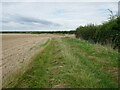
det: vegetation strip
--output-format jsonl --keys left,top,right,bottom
{"left": 14, "top": 37, "right": 119, "bottom": 88}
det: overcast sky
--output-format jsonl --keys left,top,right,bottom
{"left": 1, "top": 0, "right": 119, "bottom": 31}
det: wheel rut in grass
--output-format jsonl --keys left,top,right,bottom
{"left": 48, "top": 39, "right": 67, "bottom": 88}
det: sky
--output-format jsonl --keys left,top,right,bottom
{"left": 1, "top": 0, "right": 119, "bottom": 31}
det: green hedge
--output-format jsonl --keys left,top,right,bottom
{"left": 75, "top": 17, "right": 120, "bottom": 49}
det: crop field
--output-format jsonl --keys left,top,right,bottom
{"left": 1, "top": 34, "right": 119, "bottom": 88}
{"left": 2, "top": 34, "right": 64, "bottom": 87}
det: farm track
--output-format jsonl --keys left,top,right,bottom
{"left": 14, "top": 37, "right": 118, "bottom": 88}
{"left": 1, "top": 34, "right": 64, "bottom": 87}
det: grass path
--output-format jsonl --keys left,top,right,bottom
{"left": 14, "top": 37, "right": 119, "bottom": 88}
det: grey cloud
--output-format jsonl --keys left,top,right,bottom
{"left": 14, "top": 15, "right": 61, "bottom": 26}
{"left": 2, "top": 14, "right": 61, "bottom": 30}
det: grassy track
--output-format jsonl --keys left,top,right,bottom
{"left": 14, "top": 37, "right": 119, "bottom": 88}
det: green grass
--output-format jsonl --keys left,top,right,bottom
{"left": 30, "top": 39, "right": 50, "bottom": 50}
{"left": 14, "top": 37, "right": 119, "bottom": 88}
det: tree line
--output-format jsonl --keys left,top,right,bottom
{"left": 1, "top": 30, "right": 75, "bottom": 34}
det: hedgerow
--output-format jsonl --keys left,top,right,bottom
{"left": 75, "top": 16, "right": 120, "bottom": 50}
